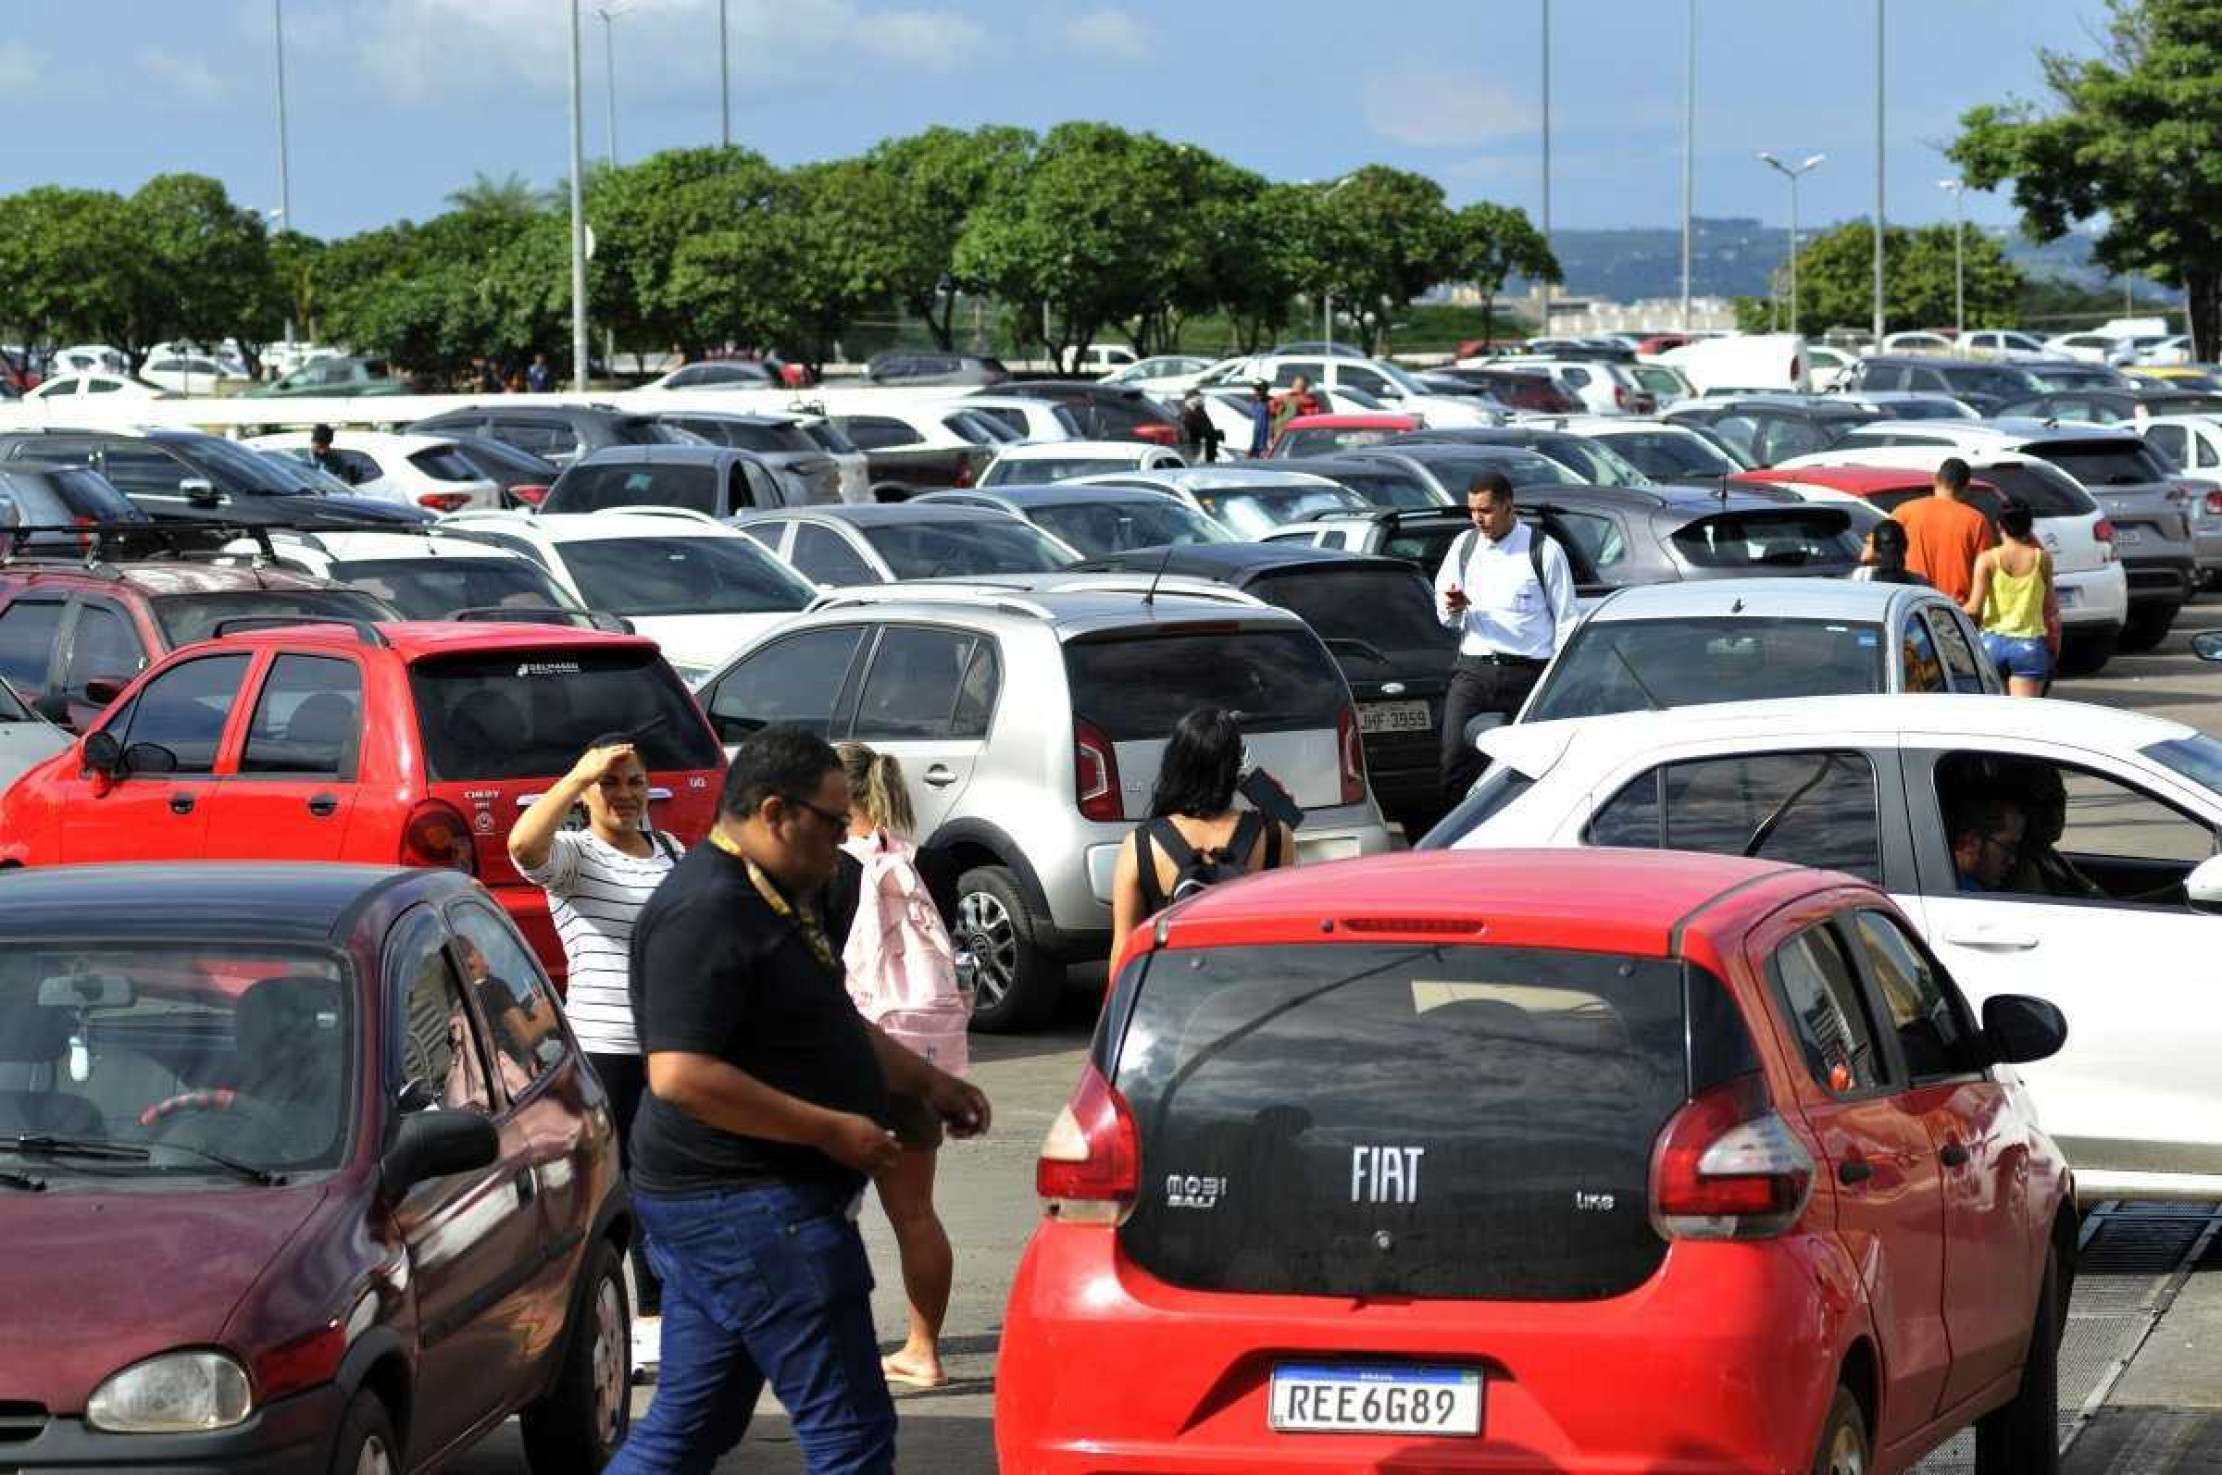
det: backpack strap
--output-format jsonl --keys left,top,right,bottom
{"left": 1527, "top": 526, "right": 1548, "bottom": 591}
{"left": 1225, "top": 810, "right": 1265, "bottom": 870}
{"left": 648, "top": 829, "right": 680, "bottom": 863}
{"left": 1134, "top": 822, "right": 1170, "bottom": 917}
{"left": 1261, "top": 817, "right": 1285, "bottom": 869}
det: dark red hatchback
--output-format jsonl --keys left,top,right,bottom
{"left": 0, "top": 863, "right": 632, "bottom": 1474}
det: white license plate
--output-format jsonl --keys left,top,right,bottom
{"left": 1269, "top": 1363, "right": 1481, "bottom": 1436}
{"left": 2057, "top": 585, "right": 2081, "bottom": 608}
{"left": 1359, "top": 700, "right": 1432, "bottom": 734}
{"left": 2115, "top": 526, "right": 2146, "bottom": 545}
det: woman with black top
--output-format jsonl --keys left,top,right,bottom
{"left": 1108, "top": 707, "right": 1296, "bottom": 977}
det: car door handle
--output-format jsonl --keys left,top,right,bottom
{"left": 168, "top": 793, "right": 195, "bottom": 816}
{"left": 1836, "top": 1159, "right": 1874, "bottom": 1186}
{"left": 306, "top": 793, "right": 338, "bottom": 817}
{"left": 923, "top": 765, "right": 957, "bottom": 788}
{"left": 1941, "top": 925, "right": 2039, "bottom": 951}
{"left": 1940, "top": 1142, "right": 1971, "bottom": 1169}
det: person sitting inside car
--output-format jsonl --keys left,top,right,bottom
{"left": 1999, "top": 762, "right": 2106, "bottom": 901}
{"left": 1949, "top": 790, "right": 2027, "bottom": 894}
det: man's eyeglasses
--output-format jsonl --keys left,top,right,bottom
{"left": 784, "top": 794, "right": 852, "bottom": 831}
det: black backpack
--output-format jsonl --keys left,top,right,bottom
{"left": 1136, "top": 812, "right": 1282, "bottom": 916}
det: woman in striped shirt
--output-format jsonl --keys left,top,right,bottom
{"left": 510, "top": 733, "right": 684, "bottom": 1363}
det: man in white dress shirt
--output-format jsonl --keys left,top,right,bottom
{"left": 1433, "top": 472, "right": 1580, "bottom": 800}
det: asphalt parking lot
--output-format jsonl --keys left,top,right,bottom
{"left": 457, "top": 600, "right": 2222, "bottom": 1475}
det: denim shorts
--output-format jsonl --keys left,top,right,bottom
{"left": 1983, "top": 632, "right": 2052, "bottom": 681}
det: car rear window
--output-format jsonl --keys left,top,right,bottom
{"left": 1526, "top": 617, "right": 1886, "bottom": 721}
{"left": 1379, "top": 524, "right": 1463, "bottom": 570}
{"left": 984, "top": 458, "right": 1129, "bottom": 487}
{"left": 546, "top": 463, "right": 718, "bottom": 514}
{"left": 407, "top": 447, "right": 483, "bottom": 483}
{"left": 1065, "top": 627, "right": 1345, "bottom": 739}
{"left": 1668, "top": 508, "right": 1862, "bottom": 570}
{"left": 1247, "top": 568, "right": 1457, "bottom": 664}
{"left": 328, "top": 558, "right": 579, "bottom": 621}
{"left": 559, "top": 536, "right": 813, "bottom": 616}
{"left": 1595, "top": 431, "right": 1740, "bottom": 480}
{"left": 1301, "top": 466, "right": 1437, "bottom": 509}
{"left": 2026, "top": 440, "right": 2175, "bottom": 489}
{"left": 858, "top": 519, "right": 1075, "bottom": 579}
{"left": 614, "top": 418, "right": 693, "bottom": 446}
{"left": 150, "top": 589, "right": 396, "bottom": 646}
{"left": 718, "top": 422, "right": 817, "bottom": 455}
{"left": 1187, "top": 484, "right": 1369, "bottom": 537}
{"left": 1112, "top": 942, "right": 1750, "bottom": 1299}
{"left": 409, "top": 646, "right": 720, "bottom": 781}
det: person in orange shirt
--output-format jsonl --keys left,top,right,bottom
{"left": 1891, "top": 457, "right": 1996, "bottom": 604}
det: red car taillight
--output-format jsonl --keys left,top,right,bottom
{"left": 1036, "top": 1062, "right": 1138, "bottom": 1223}
{"left": 72, "top": 515, "right": 95, "bottom": 552}
{"left": 1336, "top": 704, "right": 1366, "bottom": 806}
{"left": 417, "top": 491, "right": 473, "bottom": 513}
{"left": 400, "top": 799, "right": 477, "bottom": 876}
{"left": 2205, "top": 492, "right": 2222, "bottom": 517}
{"left": 1133, "top": 422, "right": 1179, "bottom": 446}
{"left": 1649, "top": 1073, "right": 1814, "bottom": 1241}
{"left": 1074, "top": 718, "right": 1121, "bottom": 822}
{"left": 1613, "top": 384, "right": 1631, "bottom": 410}
{"left": 2093, "top": 517, "right": 2117, "bottom": 564}
{"left": 510, "top": 483, "right": 550, "bottom": 508}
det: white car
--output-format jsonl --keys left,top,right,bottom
{"left": 2135, "top": 415, "right": 2222, "bottom": 584}
{"left": 948, "top": 395, "right": 1087, "bottom": 445}
{"left": 1959, "top": 330, "right": 2053, "bottom": 363}
{"left": 1064, "top": 466, "right": 1368, "bottom": 538}
{"left": 641, "top": 359, "right": 781, "bottom": 391}
{"left": 979, "top": 440, "right": 1187, "bottom": 487}
{"left": 26, "top": 372, "right": 167, "bottom": 401}
{"left": 2136, "top": 335, "right": 2197, "bottom": 367}
{"left": 45, "top": 345, "right": 129, "bottom": 377}
{"left": 1429, "top": 691, "right": 2222, "bottom": 1201}
{"left": 1190, "top": 354, "right": 1498, "bottom": 426}
{"left": 215, "top": 528, "right": 590, "bottom": 621}
{"left": 1655, "top": 332, "right": 1812, "bottom": 395}
{"left": 1100, "top": 354, "right": 1215, "bottom": 390}
{"left": 2043, "top": 331, "right": 2139, "bottom": 366}
{"left": 246, "top": 431, "right": 505, "bottom": 513}
{"left": 137, "top": 353, "right": 250, "bottom": 395}
{"left": 1491, "top": 358, "right": 1657, "bottom": 416}
{"left": 436, "top": 507, "right": 817, "bottom": 683}
{"left": 1067, "top": 344, "right": 1137, "bottom": 375}
{"left": 1805, "top": 344, "right": 1858, "bottom": 391}
{"left": 1878, "top": 330, "right": 1956, "bottom": 356}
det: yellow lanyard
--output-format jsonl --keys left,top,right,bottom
{"left": 710, "top": 830, "right": 836, "bottom": 970}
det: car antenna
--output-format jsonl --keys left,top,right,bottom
{"left": 1141, "top": 538, "right": 1178, "bottom": 608}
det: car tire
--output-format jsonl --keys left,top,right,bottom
{"left": 2054, "top": 628, "right": 2117, "bottom": 678}
{"left": 1975, "top": 1249, "right": 2060, "bottom": 1475}
{"left": 1809, "top": 1386, "right": 1870, "bottom": 1475}
{"left": 958, "top": 865, "right": 1059, "bottom": 1034}
{"left": 330, "top": 1390, "right": 401, "bottom": 1475}
{"left": 2117, "top": 603, "right": 2180, "bottom": 654}
{"left": 520, "top": 1239, "right": 631, "bottom": 1475}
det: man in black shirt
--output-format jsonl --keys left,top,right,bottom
{"left": 608, "top": 726, "right": 991, "bottom": 1475}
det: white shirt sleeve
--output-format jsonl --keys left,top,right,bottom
{"left": 1539, "top": 535, "right": 1581, "bottom": 652}
{"left": 1433, "top": 533, "right": 1468, "bottom": 631}
{"left": 516, "top": 829, "right": 583, "bottom": 893}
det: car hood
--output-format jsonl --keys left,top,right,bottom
{"left": 625, "top": 611, "right": 801, "bottom": 675}
{"left": 0, "top": 1181, "right": 330, "bottom": 1410}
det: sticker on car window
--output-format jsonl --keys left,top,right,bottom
{"left": 514, "top": 661, "right": 581, "bottom": 678}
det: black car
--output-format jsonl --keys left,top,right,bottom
{"left": 0, "top": 431, "right": 427, "bottom": 530}
{"left": 1837, "top": 355, "right": 2044, "bottom": 413}
{"left": 864, "top": 351, "right": 1009, "bottom": 387}
{"left": 0, "top": 463, "right": 149, "bottom": 548}
{"left": 540, "top": 444, "right": 796, "bottom": 517}
{"left": 1381, "top": 426, "right": 1652, "bottom": 486}
{"left": 1661, "top": 395, "right": 1880, "bottom": 466}
{"left": 1344, "top": 442, "right": 1595, "bottom": 500}
{"left": 436, "top": 434, "right": 563, "bottom": 509}
{"left": 1424, "top": 366, "right": 1584, "bottom": 414}
{"left": 971, "top": 382, "right": 1182, "bottom": 446}
{"left": 1076, "top": 542, "right": 1458, "bottom": 833}
{"left": 649, "top": 412, "right": 843, "bottom": 505}
{"left": 1276, "top": 456, "right": 1448, "bottom": 510}
{"left": 408, "top": 404, "right": 705, "bottom": 468}
{"left": 1999, "top": 388, "right": 2222, "bottom": 424}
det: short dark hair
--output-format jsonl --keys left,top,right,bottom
{"left": 1148, "top": 706, "right": 1244, "bottom": 819}
{"left": 310, "top": 423, "right": 334, "bottom": 445}
{"left": 1948, "top": 791, "right": 2021, "bottom": 847}
{"left": 721, "top": 724, "right": 840, "bottom": 820}
{"left": 1998, "top": 498, "right": 2035, "bottom": 540}
{"left": 1937, "top": 457, "right": 1971, "bottom": 492}
{"left": 1869, "top": 518, "right": 1909, "bottom": 565}
{"left": 1466, "top": 471, "right": 1515, "bottom": 505}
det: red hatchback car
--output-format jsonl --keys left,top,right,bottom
{"left": 0, "top": 618, "right": 725, "bottom": 982}
{"left": 999, "top": 850, "right": 2075, "bottom": 1474}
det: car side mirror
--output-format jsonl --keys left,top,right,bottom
{"left": 82, "top": 675, "right": 129, "bottom": 708}
{"left": 1982, "top": 994, "right": 2068, "bottom": 1066}
{"left": 178, "top": 477, "right": 220, "bottom": 506}
{"left": 1465, "top": 711, "right": 1508, "bottom": 745}
{"left": 381, "top": 1107, "right": 498, "bottom": 1194}
{"left": 2190, "top": 630, "right": 2222, "bottom": 664}
{"left": 82, "top": 729, "right": 122, "bottom": 776}
{"left": 2186, "top": 854, "right": 2222, "bottom": 915}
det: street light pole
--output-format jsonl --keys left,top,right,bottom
{"left": 1680, "top": 0, "right": 1695, "bottom": 332}
{"left": 1540, "top": 0, "right": 1553, "bottom": 330}
{"left": 718, "top": 0, "right": 730, "bottom": 148}
{"left": 1318, "top": 175, "right": 1355, "bottom": 360}
{"left": 568, "top": 0, "right": 590, "bottom": 391}
{"left": 273, "top": 0, "right": 291, "bottom": 239}
{"left": 597, "top": 6, "right": 619, "bottom": 166}
{"left": 1759, "top": 153, "right": 1825, "bottom": 337}
{"left": 1873, "top": 0, "right": 1886, "bottom": 344}
{"left": 1939, "top": 179, "right": 1967, "bottom": 336}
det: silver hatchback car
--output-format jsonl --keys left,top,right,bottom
{"left": 691, "top": 585, "right": 1394, "bottom": 1029}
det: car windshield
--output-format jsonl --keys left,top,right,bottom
{"left": 2026, "top": 366, "right": 2122, "bottom": 390}
{"left": 150, "top": 589, "right": 396, "bottom": 646}
{"left": 0, "top": 944, "right": 353, "bottom": 1179}
{"left": 328, "top": 557, "right": 581, "bottom": 620}
{"left": 1531, "top": 436, "right": 1651, "bottom": 487}
{"left": 1941, "top": 366, "right": 2039, "bottom": 398}
{"left": 175, "top": 436, "right": 315, "bottom": 496}
{"left": 2142, "top": 734, "right": 2222, "bottom": 800}
{"left": 2027, "top": 440, "right": 2174, "bottom": 488}
{"left": 1408, "top": 448, "right": 1584, "bottom": 490}
{"left": 558, "top": 536, "right": 814, "bottom": 615}
{"left": 548, "top": 463, "right": 719, "bottom": 514}
{"left": 1186, "top": 483, "right": 1370, "bottom": 536}
{"left": 1301, "top": 464, "right": 1440, "bottom": 509}
{"left": 983, "top": 457, "right": 1133, "bottom": 487}
{"left": 1595, "top": 430, "right": 1741, "bottom": 480}
{"left": 448, "top": 437, "right": 557, "bottom": 480}
{"left": 1027, "top": 499, "right": 1231, "bottom": 555}
{"left": 1247, "top": 568, "right": 1458, "bottom": 664}
{"left": 1526, "top": 617, "right": 1888, "bottom": 721}
{"left": 860, "top": 518, "right": 1077, "bottom": 579}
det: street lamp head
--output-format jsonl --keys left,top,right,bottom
{"left": 1800, "top": 154, "right": 1826, "bottom": 172}
{"left": 1938, "top": 177, "right": 1964, "bottom": 192}
{"left": 1757, "top": 151, "right": 1781, "bottom": 168}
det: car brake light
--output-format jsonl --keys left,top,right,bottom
{"left": 400, "top": 799, "right": 477, "bottom": 876}
{"left": 955, "top": 457, "right": 976, "bottom": 489}
{"left": 510, "top": 483, "right": 550, "bottom": 508}
{"left": 1036, "top": 1062, "right": 1138, "bottom": 1223}
{"left": 254, "top": 1321, "right": 346, "bottom": 1402}
{"left": 417, "top": 491, "right": 473, "bottom": 513}
{"left": 1649, "top": 1073, "right": 1813, "bottom": 1241}
{"left": 1613, "top": 384, "right": 1631, "bottom": 410}
{"left": 71, "top": 515, "right": 95, "bottom": 552}
{"left": 1336, "top": 704, "right": 1365, "bottom": 806}
{"left": 1074, "top": 718, "right": 1121, "bottom": 822}
{"left": 1134, "top": 422, "right": 1179, "bottom": 446}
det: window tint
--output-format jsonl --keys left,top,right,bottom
{"left": 1527, "top": 618, "right": 1886, "bottom": 722}
{"left": 1585, "top": 751, "right": 1882, "bottom": 883}
{"left": 48, "top": 468, "right": 141, "bottom": 519}
{"left": 1754, "top": 417, "right": 1839, "bottom": 464}
{"left": 0, "top": 599, "right": 65, "bottom": 692}
{"left": 63, "top": 605, "right": 143, "bottom": 697}
{"left": 1771, "top": 925, "right": 1887, "bottom": 1096}
{"left": 409, "top": 647, "right": 721, "bottom": 781}
{"left": 1901, "top": 612, "right": 1947, "bottom": 692}
{"left": 841, "top": 416, "right": 920, "bottom": 451}
{"left": 984, "top": 457, "right": 1130, "bottom": 487}
{"left": 790, "top": 524, "right": 880, "bottom": 585}
{"left": 1548, "top": 511, "right": 1628, "bottom": 579}
{"left": 1596, "top": 431, "right": 1741, "bottom": 480}
{"left": 99, "top": 446, "right": 192, "bottom": 498}
{"left": 1066, "top": 628, "right": 1345, "bottom": 741}
{"left": 558, "top": 537, "right": 812, "bottom": 616}
{"left": 391, "top": 908, "right": 491, "bottom": 1113}
{"left": 1924, "top": 612, "right": 1987, "bottom": 692}
{"left": 408, "top": 446, "right": 482, "bottom": 483}
{"left": 240, "top": 655, "right": 363, "bottom": 776}
{"left": 147, "top": 590, "right": 393, "bottom": 647}
{"left": 2147, "top": 424, "right": 2189, "bottom": 466}
{"left": 2054, "top": 766, "right": 2215, "bottom": 866}
{"left": 1029, "top": 498, "right": 1230, "bottom": 555}
{"left": 1848, "top": 910, "right": 1979, "bottom": 1081}
{"left": 1974, "top": 463, "right": 2097, "bottom": 518}
{"left": 449, "top": 902, "right": 565, "bottom": 1092}
{"left": 859, "top": 518, "right": 1075, "bottom": 579}
{"left": 545, "top": 462, "right": 718, "bottom": 515}
{"left": 2030, "top": 440, "right": 2172, "bottom": 487}
{"left": 853, "top": 627, "right": 991, "bottom": 740}
{"left": 1668, "top": 509, "right": 1862, "bottom": 570}
{"left": 328, "top": 557, "right": 575, "bottom": 620}
{"left": 1248, "top": 568, "right": 1456, "bottom": 662}
{"left": 707, "top": 627, "right": 865, "bottom": 740}
{"left": 1186, "top": 485, "right": 1371, "bottom": 538}
{"left": 117, "top": 653, "right": 251, "bottom": 773}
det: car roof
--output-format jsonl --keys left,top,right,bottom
{"left": 654, "top": 410, "right": 793, "bottom": 428}
{"left": 0, "top": 561, "right": 339, "bottom": 595}
{"left": 571, "top": 444, "right": 743, "bottom": 466}
{"left": 989, "top": 440, "right": 1155, "bottom": 460}
{"left": 733, "top": 503, "right": 1020, "bottom": 527}
{"left": 0, "top": 862, "right": 459, "bottom": 947}
{"left": 1069, "top": 467, "right": 1343, "bottom": 492}
{"left": 1087, "top": 541, "right": 1405, "bottom": 578}
{"left": 442, "top": 510, "right": 744, "bottom": 543}
{"left": 800, "top": 585, "right": 1307, "bottom": 639}
{"left": 210, "top": 617, "right": 658, "bottom": 662}
{"left": 1581, "top": 576, "right": 1936, "bottom": 623}
{"left": 930, "top": 483, "right": 1177, "bottom": 508}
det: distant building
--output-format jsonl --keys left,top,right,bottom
{"left": 1441, "top": 284, "right": 1739, "bottom": 333}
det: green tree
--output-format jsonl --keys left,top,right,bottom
{"left": 0, "top": 187, "right": 150, "bottom": 352}
{"left": 1448, "top": 202, "right": 1559, "bottom": 348}
{"left": 762, "top": 159, "right": 910, "bottom": 371}
{"left": 590, "top": 147, "right": 785, "bottom": 357}
{"left": 131, "top": 173, "right": 273, "bottom": 362}
{"left": 1951, "top": 0, "right": 2222, "bottom": 355}
{"left": 1310, "top": 166, "right": 1460, "bottom": 351}
{"left": 1205, "top": 182, "right": 1325, "bottom": 353}
{"left": 1739, "top": 221, "right": 2024, "bottom": 336}
{"left": 445, "top": 170, "right": 551, "bottom": 220}
{"left": 867, "top": 125, "right": 1035, "bottom": 349}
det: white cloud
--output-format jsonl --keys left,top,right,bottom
{"left": 1031, "top": 8, "right": 1155, "bottom": 63}
{"left": 0, "top": 41, "right": 45, "bottom": 93}
{"left": 1360, "top": 64, "right": 1532, "bottom": 149}
{"left": 138, "top": 48, "right": 235, "bottom": 105}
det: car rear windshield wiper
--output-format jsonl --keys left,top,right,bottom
{"left": 1323, "top": 634, "right": 1393, "bottom": 665}
{"left": 0, "top": 1168, "right": 45, "bottom": 1192}
{"left": 2, "top": 1134, "right": 150, "bottom": 1162}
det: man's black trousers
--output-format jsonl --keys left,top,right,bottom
{"left": 1439, "top": 656, "right": 1544, "bottom": 802}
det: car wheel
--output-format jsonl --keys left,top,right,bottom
{"left": 958, "top": 865, "right": 1058, "bottom": 1034}
{"left": 2054, "top": 628, "right": 2117, "bottom": 678}
{"left": 330, "top": 1391, "right": 400, "bottom": 1475}
{"left": 1975, "top": 1249, "right": 2060, "bottom": 1475}
{"left": 520, "top": 1239, "right": 631, "bottom": 1475}
{"left": 2117, "top": 603, "right": 2180, "bottom": 653}
{"left": 1809, "top": 1386, "right": 1870, "bottom": 1475}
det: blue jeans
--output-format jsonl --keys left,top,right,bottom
{"left": 605, "top": 1180, "right": 894, "bottom": 1475}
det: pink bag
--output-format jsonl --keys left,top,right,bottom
{"left": 842, "top": 834, "right": 971, "bottom": 1076}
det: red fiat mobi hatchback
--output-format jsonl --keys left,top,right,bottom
{"left": 997, "top": 849, "right": 2077, "bottom": 1475}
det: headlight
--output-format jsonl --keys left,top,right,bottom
{"left": 86, "top": 1351, "right": 252, "bottom": 1433}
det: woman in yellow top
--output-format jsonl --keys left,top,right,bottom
{"left": 1963, "top": 500, "right": 2058, "bottom": 698}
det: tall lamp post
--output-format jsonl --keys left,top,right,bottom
{"left": 272, "top": 0, "right": 291, "bottom": 242}
{"left": 1939, "top": 179, "right": 1967, "bottom": 337}
{"left": 568, "top": 0, "right": 590, "bottom": 391}
{"left": 1539, "top": 0, "right": 1552, "bottom": 329}
{"left": 718, "top": 0, "right": 730, "bottom": 148}
{"left": 1680, "top": 0, "right": 1695, "bottom": 332}
{"left": 1873, "top": 0, "right": 1886, "bottom": 345}
{"left": 1318, "top": 174, "right": 1356, "bottom": 359}
{"left": 595, "top": 3, "right": 627, "bottom": 166}
{"left": 1757, "top": 153, "right": 1825, "bottom": 336}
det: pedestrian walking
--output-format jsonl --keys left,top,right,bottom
{"left": 1179, "top": 388, "right": 1220, "bottom": 464}
{"left": 1246, "top": 379, "right": 1274, "bottom": 458}
{"left": 608, "top": 726, "right": 991, "bottom": 1475}
{"left": 306, "top": 424, "right": 351, "bottom": 483}
{"left": 1434, "top": 472, "right": 1579, "bottom": 801}
{"left": 527, "top": 352, "right": 554, "bottom": 393}
{"left": 1109, "top": 707, "right": 1296, "bottom": 968}
{"left": 1891, "top": 457, "right": 1996, "bottom": 603}
{"left": 508, "top": 736, "right": 684, "bottom": 1370}
{"left": 824, "top": 743, "right": 971, "bottom": 1391}
{"left": 1964, "top": 499, "right": 2058, "bottom": 698}
{"left": 1850, "top": 519, "right": 1932, "bottom": 586}
{"left": 1269, "top": 374, "right": 1316, "bottom": 444}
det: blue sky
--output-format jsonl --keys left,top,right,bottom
{"left": 0, "top": 1, "right": 2117, "bottom": 241}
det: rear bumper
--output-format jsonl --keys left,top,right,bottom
{"left": 2055, "top": 562, "right": 2129, "bottom": 629}
{"left": 4, "top": 1385, "right": 341, "bottom": 1473}
{"left": 996, "top": 1223, "right": 1861, "bottom": 1474}
{"left": 2120, "top": 551, "right": 2195, "bottom": 608}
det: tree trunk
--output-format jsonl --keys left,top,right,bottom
{"left": 2186, "top": 267, "right": 2221, "bottom": 365}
